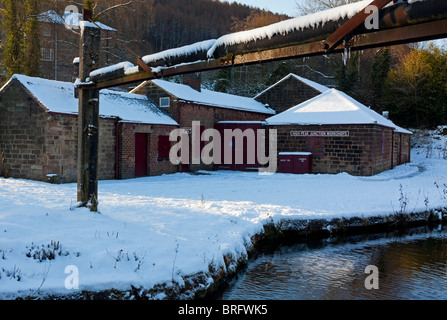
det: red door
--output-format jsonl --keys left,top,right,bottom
{"left": 135, "top": 133, "right": 148, "bottom": 177}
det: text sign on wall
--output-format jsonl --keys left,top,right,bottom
{"left": 290, "top": 131, "right": 350, "bottom": 137}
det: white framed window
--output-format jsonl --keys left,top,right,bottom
{"left": 159, "top": 97, "right": 170, "bottom": 108}
{"left": 41, "top": 48, "right": 54, "bottom": 61}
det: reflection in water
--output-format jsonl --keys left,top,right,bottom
{"left": 221, "top": 227, "right": 447, "bottom": 300}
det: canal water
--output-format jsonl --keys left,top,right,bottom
{"left": 221, "top": 226, "right": 447, "bottom": 300}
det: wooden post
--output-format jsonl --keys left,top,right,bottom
{"left": 77, "top": 9, "right": 101, "bottom": 211}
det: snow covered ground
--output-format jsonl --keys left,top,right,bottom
{"left": 0, "top": 128, "right": 446, "bottom": 300}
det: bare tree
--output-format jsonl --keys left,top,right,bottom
{"left": 296, "top": 0, "right": 362, "bottom": 15}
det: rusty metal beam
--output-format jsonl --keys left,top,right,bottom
{"left": 349, "top": 19, "right": 447, "bottom": 50}
{"left": 86, "top": 18, "right": 447, "bottom": 90}
{"left": 324, "top": 0, "right": 393, "bottom": 51}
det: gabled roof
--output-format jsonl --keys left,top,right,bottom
{"left": 134, "top": 79, "right": 275, "bottom": 115}
{"left": 37, "top": 10, "right": 116, "bottom": 31}
{"left": 254, "top": 73, "right": 330, "bottom": 99}
{"left": 1, "top": 75, "right": 178, "bottom": 126}
{"left": 266, "top": 88, "right": 412, "bottom": 134}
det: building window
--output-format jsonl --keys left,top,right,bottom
{"left": 159, "top": 97, "right": 170, "bottom": 108}
{"left": 158, "top": 135, "right": 170, "bottom": 160}
{"left": 42, "top": 24, "right": 52, "bottom": 37}
{"left": 41, "top": 48, "right": 54, "bottom": 61}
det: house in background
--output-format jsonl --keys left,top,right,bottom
{"left": 0, "top": 75, "right": 178, "bottom": 183}
{"left": 37, "top": 10, "right": 118, "bottom": 82}
{"left": 254, "top": 73, "right": 331, "bottom": 114}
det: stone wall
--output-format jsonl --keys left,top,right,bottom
{"left": 270, "top": 124, "right": 396, "bottom": 176}
{"left": 131, "top": 82, "right": 175, "bottom": 117}
{"left": 0, "top": 79, "right": 121, "bottom": 182}
{"left": 0, "top": 79, "right": 47, "bottom": 181}
{"left": 42, "top": 113, "right": 116, "bottom": 183}
{"left": 255, "top": 76, "right": 323, "bottom": 114}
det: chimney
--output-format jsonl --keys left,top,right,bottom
{"left": 183, "top": 72, "right": 201, "bottom": 92}
{"left": 382, "top": 111, "right": 389, "bottom": 119}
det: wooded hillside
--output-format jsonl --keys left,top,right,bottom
{"left": 39, "top": 0, "right": 285, "bottom": 57}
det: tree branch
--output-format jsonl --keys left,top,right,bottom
{"left": 94, "top": 1, "right": 135, "bottom": 21}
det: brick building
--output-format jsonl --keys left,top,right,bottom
{"left": 254, "top": 73, "right": 330, "bottom": 114}
{"left": 0, "top": 75, "right": 178, "bottom": 183}
{"left": 37, "top": 10, "right": 118, "bottom": 82}
{"left": 265, "top": 88, "right": 412, "bottom": 176}
{"left": 131, "top": 74, "right": 275, "bottom": 171}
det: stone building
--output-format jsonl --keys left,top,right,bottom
{"left": 265, "top": 88, "right": 412, "bottom": 176}
{"left": 254, "top": 73, "right": 330, "bottom": 114}
{"left": 0, "top": 75, "right": 178, "bottom": 183}
{"left": 37, "top": 10, "right": 118, "bottom": 82}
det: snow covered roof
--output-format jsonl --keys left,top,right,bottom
{"left": 1, "top": 75, "right": 178, "bottom": 126}
{"left": 254, "top": 73, "right": 330, "bottom": 98}
{"left": 37, "top": 10, "right": 116, "bottom": 31}
{"left": 266, "top": 88, "right": 412, "bottom": 134}
{"left": 136, "top": 79, "right": 275, "bottom": 115}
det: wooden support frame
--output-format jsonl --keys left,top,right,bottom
{"left": 77, "top": 9, "right": 101, "bottom": 211}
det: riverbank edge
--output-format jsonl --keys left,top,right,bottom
{"left": 14, "top": 206, "right": 447, "bottom": 301}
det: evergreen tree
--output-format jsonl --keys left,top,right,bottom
{"left": 84, "top": 0, "right": 95, "bottom": 11}
{"left": 331, "top": 52, "right": 359, "bottom": 95}
{"left": 265, "top": 61, "right": 292, "bottom": 86}
{"left": 214, "top": 68, "right": 232, "bottom": 93}
{"left": 24, "top": 0, "right": 41, "bottom": 77}
{"left": 2, "top": 0, "right": 25, "bottom": 79}
{"left": 383, "top": 44, "right": 447, "bottom": 128}
{"left": 370, "top": 48, "right": 391, "bottom": 110}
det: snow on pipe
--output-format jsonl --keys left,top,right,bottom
{"left": 207, "top": 0, "right": 447, "bottom": 59}
{"left": 89, "top": 0, "right": 447, "bottom": 81}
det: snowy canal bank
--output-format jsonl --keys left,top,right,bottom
{"left": 0, "top": 130, "right": 446, "bottom": 299}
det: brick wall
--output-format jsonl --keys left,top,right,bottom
{"left": 118, "top": 123, "right": 178, "bottom": 179}
{"left": 178, "top": 102, "right": 269, "bottom": 171}
{"left": 270, "top": 124, "right": 396, "bottom": 176}
{"left": 255, "top": 76, "right": 323, "bottom": 114}
{"left": 392, "top": 132, "right": 412, "bottom": 166}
